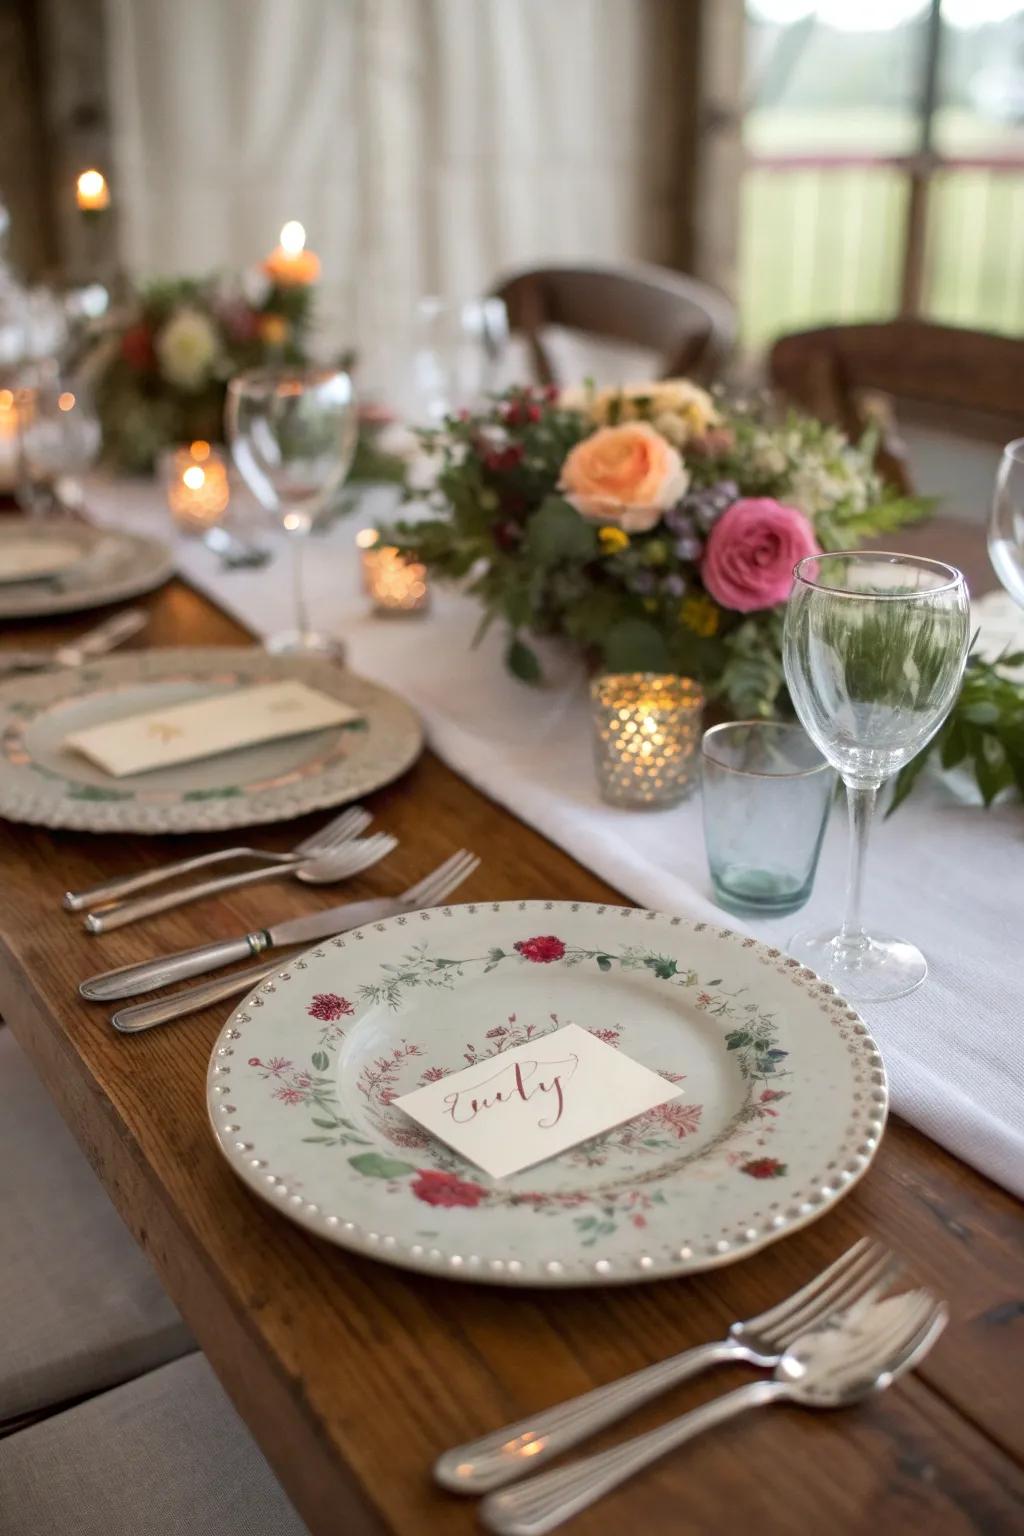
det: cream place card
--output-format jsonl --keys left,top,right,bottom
{"left": 66, "top": 681, "right": 361, "bottom": 777}
{"left": 395, "top": 1022, "right": 684, "bottom": 1180}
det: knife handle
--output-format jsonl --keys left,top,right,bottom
{"left": 111, "top": 958, "right": 283, "bottom": 1033}
{"left": 79, "top": 931, "right": 269, "bottom": 1002}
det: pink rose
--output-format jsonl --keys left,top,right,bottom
{"left": 702, "top": 497, "right": 819, "bottom": 613}
{"left": 559, "top": 423, "right": 688, "bottom": 533}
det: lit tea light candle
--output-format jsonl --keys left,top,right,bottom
{"left": 590, "top": 673, "right": 703, "bottom": 807}
{"left": 0, "top": 388, "right": 19, "bottom": 489}
{"left": 360, "top": 533, "right": 430, "bottom": 615}
{"left": 76, "top": 168, "right": 110, "bottom": 213}
{"left": 162, "top": 440, "right": 230, "bottom": 533}
{"left": 264, "top": 220, "right": 321, "bottom": 286}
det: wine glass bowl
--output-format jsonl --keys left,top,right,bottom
{"left": 783, "top": 552, "right": 970, "bottom": 1002}
{"left": 989, "top": 438, "right": 1024, "bottom": 608}
{"left": 226, "top": 367, "right": 357, "bottom": 654}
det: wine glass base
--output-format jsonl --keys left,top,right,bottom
{"left": 263, "top": 629, "right": 345, "bottom": 661}
{"left": 786, "top": 927, "right": 927, "bottom": 1003}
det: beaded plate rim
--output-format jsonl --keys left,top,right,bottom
{"left": 0, "top": 647, "right": 423, "bottom": 832}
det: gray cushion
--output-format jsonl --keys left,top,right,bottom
{"left": 0, "top": 1029, "right": 193, "bottom": 1424}
{"left": 0, "top": 1352, "right": 309, "bottom": 1536}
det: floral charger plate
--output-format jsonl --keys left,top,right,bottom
{"left": 0, "top": 647, "right": 422, "bottom": 833}
{"left": 208, "top": 901, "right": 887, "bottom": 1286}
{"left": 0, "top": 518, "right": 174, "bottom": 619}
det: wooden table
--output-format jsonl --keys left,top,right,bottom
{"left": 1, "top": 517, "right": 1022, "bottom": 1536}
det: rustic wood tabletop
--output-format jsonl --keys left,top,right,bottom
{"left": 1, "top": 516, "right": 1020, "bottom": 1535}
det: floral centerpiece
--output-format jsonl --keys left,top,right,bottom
{"left": 381, "top": 380, "right": 1024, "bottom": 805}
{"left": 381, "top": 380, "right": 929, "bottom": 718}
{"left": 78, "top": 266, "right": 402, "bottom": 483}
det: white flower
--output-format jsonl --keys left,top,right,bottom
{"left": 156, "top": 306, "right": 220, "bottom": 391}
{"left": 751, "top": 433, "right": 787, "bottom": 479}
{"left": 786, "top": 460, "right": 847, "bottom": 518}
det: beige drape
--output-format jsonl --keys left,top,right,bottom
{"left": 104, "top": 0, "right": 696, "bottom": 355}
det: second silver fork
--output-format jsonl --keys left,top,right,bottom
{"left": 107, "top": 849, "right": 481, "bottom": 1032}
{"left": 436, "top": 1237, "right": 899, "bottom": 1494}
{"left": 84, "top": 815, "right": 383, "bottom": 932}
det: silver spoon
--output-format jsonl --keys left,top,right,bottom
{"left": 83, "top": 833, "right": 398, "bottom": 933}
{"left": 480, "top": 1290, "right": 948, "bottom": 1536}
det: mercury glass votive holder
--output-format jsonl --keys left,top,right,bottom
{"left": 361, "top": 535, "right": 430, "bottom": 615}
{"left": 590, "top": 673, "right": 704, "bottom": 808}
{"left": 162, "top": 440, "right": 230, "bottom": 533}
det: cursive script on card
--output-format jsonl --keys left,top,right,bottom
{"left": 395, "top": 1022, "right": 684, "bottom": 1180}
{"left": 443, "top": 1053, "right": 580, "bottom": 1131}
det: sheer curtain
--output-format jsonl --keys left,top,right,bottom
{"left": 105, "top": 0, "right": 691, "bottom": 360}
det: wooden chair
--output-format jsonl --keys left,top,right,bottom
{"left": 769, "top": 320, "right": 1024, "bottom": 494}
{"left": 491, "top": 260, "right": 736, "bottom": 386}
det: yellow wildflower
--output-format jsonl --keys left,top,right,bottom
{"left": 598, "top": 525, "right": 630, "bottom": 554}
{"left": 258, "top": 313, "right": 289, "bottom": 347}
{"left": 681, "top": 593, "right": 719, "bottom": 638}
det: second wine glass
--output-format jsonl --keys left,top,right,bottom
{"left": 783, "top": 551, "right": 969, "bottom": 1002}
{"left": 226, "top": 367, "right": 357, "bottom": 655}
{"left": 989, "top": 437, "right": 1024, "bottom": 609}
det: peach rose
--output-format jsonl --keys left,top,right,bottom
{"left": 559, "top": 422, "right": 689, "bottom": 533}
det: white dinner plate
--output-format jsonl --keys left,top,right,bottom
{"left": 0, "top": 648, "right": 422, "bottom": 833}
{"left": 0, "top": 518, "right": 173, "bottom": 618}
{"left": 208, "top": 901, "right": 887, "bottom": 1286}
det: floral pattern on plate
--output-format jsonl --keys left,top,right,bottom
{"left": 208, "top": 902, "right": 887, "bottom": 1286}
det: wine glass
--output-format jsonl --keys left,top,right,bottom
{"left": 406, "top": 296, "right": 509, "bottom": 425}
{"left": 17, "top": 380, "right": 101, "bottom": 517}
{"left": 989, "top": 438, "right": 1024, "bottom": 608}
{"left": 783, "top": 552, "right": 970, "bottom": 1002}
{"left": 226, "top": 367, "right": 357, "bottom": 655}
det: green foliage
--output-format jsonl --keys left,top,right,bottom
{"left": 891, "top": 648, "right": 1024, "bottom": 812}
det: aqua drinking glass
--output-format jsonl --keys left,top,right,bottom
{"left": 701, "top": 721, "right": 835, "bottom": 918}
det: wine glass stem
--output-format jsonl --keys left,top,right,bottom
{"left": 289, "top": 532, "right": 310, "bottom": 639}
{"left": 839, "top": 780, "right": 878, "bottom": 952}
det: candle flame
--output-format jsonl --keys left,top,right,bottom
{"left": 183, "top": 465, "right": 206, "bottom": 490}
{"left": 279, "top": 220, "right": 306, "bottom": 257}
{"left": 190, "top": 439, "right": 211, "bottom": 461}
{"left": 58, "top": 392, "right": 76, "bottom": 412}
{"left": 76, "top": 169, "right": 109, "bottom": 209}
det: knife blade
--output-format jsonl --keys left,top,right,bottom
{"left": 79, "top": 894, "right": 399, "bottom": 1003}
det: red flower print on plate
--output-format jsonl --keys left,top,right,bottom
{"left": 514, "top": 935, "right": 566, "bottom": 963}
{"left": 741, "top": 1156, "right": 788, "bottom": 1179}
{"left": 411, "top": 1169, "right": 487, "bottom": 1208}
{"left": 307, "top": 993, "right": 355, "bottom": 1022}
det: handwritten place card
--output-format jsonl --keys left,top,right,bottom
{"left": 0, "top": 537, "right": 83, "bottom": 584}
{"left": 66, "top": 681, "right": 361, "bottom": 777}
{"left": 395, "top": 1023, "right": 684, "bottom": 1180}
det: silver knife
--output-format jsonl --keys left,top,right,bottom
{"left": 80, "top": 895, "right": 401, "bottom": 1003}
{"left": 111, "top": 957, "right": 284, "bottom": 1033}
{"left": 0, "top": 608, "right": 147, "bottom": 675}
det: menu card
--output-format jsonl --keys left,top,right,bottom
{"left": 395, "top": 1022, "right": 684, "bottom": 1179}
{"left": 66, "top": 681, "right": 361, "bottom": 777}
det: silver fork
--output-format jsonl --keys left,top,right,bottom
{"left": 0, "top": 608, "right": 147, "bottom": 676}
{"left": 62, "top": 805, "right": 370, "bottom": 913}
{"left": 436, "top": 1238, "right": 898, "bottom": 1494}
{"left": 481, "top": 1290, "right": 947, "bottom": 1536}
{"left": 108, "top": 849, "right": 481, "bottom": 1032}
{"left": 84, "top": 822, "right": 387, "bottom": 933}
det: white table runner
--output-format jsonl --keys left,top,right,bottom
{"left": 85, "top": 477, "right": 1024, "bottom": 1200}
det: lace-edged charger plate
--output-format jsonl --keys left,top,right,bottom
{"left": 0, "top": 518, "right": 174, "bottom": 619}
{"left": 0, "top": 648, "right": 422, "bottom": 833}
{"left": 208, "top": 901, "right": 887, "bottom": 1286}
